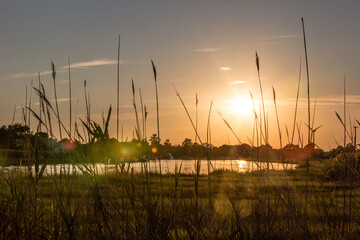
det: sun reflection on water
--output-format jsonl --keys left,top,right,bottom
{"left": 236, "top": 160, "right": 248, "bottom": 173}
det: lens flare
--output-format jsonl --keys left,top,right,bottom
{"left": 62, "top": 140, "right": 77, "bottom": 151}
{"left": 151, "top": 147, "right": 157, "bottom": 154}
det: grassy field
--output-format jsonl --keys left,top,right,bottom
{"left": 1, "top": 157, "right": 360, "bottom": 239}
{"left": 1, "top": 20, "right": 359, "bottom": 239}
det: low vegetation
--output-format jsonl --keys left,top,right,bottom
{"left": 1, "top": 18, "right": 360, "bottom": 239}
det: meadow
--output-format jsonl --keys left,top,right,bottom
{"left": 1, "top": 20, "right": 360, "bottom": 240}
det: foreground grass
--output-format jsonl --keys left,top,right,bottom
{"left": 1, "top": 159, "right": 360, "bottom": 239}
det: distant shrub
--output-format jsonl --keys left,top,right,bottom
{"left": 325, "top": 148, "right": 360, "bottom": 182}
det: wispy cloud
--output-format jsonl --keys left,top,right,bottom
{"left": 249, "top": 34, "right": 298, "bottom": 47}
{"left": 219, "top": 67, "right": 231, "bottom": 71}
{"left": 228, "top": 81, "right": 246, "bottom": 85}
{"left": 193, "top": 48, "right": 218, "bottom": 53}
{"left": 7, "top": 70, "right": 53, "bottom": 79}
{"left": 33, "top": 98, "right": 70, "bottom": 106}
{"left": 253, "top": 34, "right": 297, "bottom": 40}
{"left": 53, "top": 98, "right": 70, "bottom": 103}
{"left": 277, "top": 95, "right": 360, "bottom": 107}
{"left": 60, "top": 58, "right": 119, "bottom": 70}
{"left": 5, "top": 58, "right": 126, "bottom": 80}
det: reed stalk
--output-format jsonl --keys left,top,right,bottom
{"left": 335, "top": 112, "right": 352, "bottom": 140}
{"left": 38, "top": 72, "right": 42, "bottom": 132}
{"left": 51, "top": 61, "right": 63, "bottom": 141}
{"left": 28, "top": 80, "right": 33, "bottom": 128}
{"left": 144, "top": 106, "right": 147, "bottom": 141}
{"left": 84, "top": 80, "right": 90, "bottom": 142}
{"left": 150, "top": 59, "right": 163, "bottom": 211}
{"left": 195, "top": 93, "right": 198, "bottom": 144}
{"left": 344, "top": 74, "right": 346, "bottom": 147}
{"left": 218, "top": 111, "right": 242, "bottom": 145}
{"left": 301, "top": 18, "right": 311, "bottom": 144}
{"left": 131, "top": 79, "right": 141, "bottom": 140}
{"left": 173, "top": 84, "right": 210, "bottom": 162}
{"left": 272, "top": 87, "right": 282, "bottom": 148}
{"left": 151, "top": 59, "right": 160, "bottom": 142}
{"left": 285, "top": 124, "right": 290, "bottom": 144}
{"left": 311, "top": 95, "right": 318, "bottom": 142}
{"left": 117, "top": 35, "right": 120, "bottom": 141}
{"left": 301, "top": 17, "right": 311, "bottom": 223}
{"left": 206, "top": 100, "right": 213, "bottom": 237}
{"left": 68, "top": 57, "right": 72, "bottom": 140}
{"left": 25, "top": 85, "right": 28, "bottom": 125}
{"left": 255, "top": 52, "right": 267, "bottom": 144}
{"left": 291, "top": 59, "right": 302, "bottom": 145}
{"left": 139, "top": 88, "right": 145, "bottom": 141}
{"left": 41, "top": 84, "right": 51, "bottom": 137}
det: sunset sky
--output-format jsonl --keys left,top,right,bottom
{"left": 1, "top": 1, "right": 360, "bottom": 150}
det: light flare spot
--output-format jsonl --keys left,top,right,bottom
{"left": 151, "top": 147, "right": 158, "bottom": 154}
{"left": 62, "top": 141, "right": 77, "bottom": 151}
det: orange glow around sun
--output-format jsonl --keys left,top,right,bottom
{"left": 228, "top": 98, "right": 253, "bottom": 116}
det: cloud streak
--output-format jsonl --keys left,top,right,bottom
{"left": 248, "top": 34, "right": 298, "bottom": 47}
{"left": 193, "top": 48, "right": 218, "bottom": 53}
{"left": 253, "top": 34, "right": 298, "bottom": 40}
{"left": 7, "top": 70, "right": 53, "bottom": 79}
{"left": 276, "top": 95, "right": 360, "bottom": 107}
{"left": 228, "top": 81, "right": 246, "bottom": 85}
{"left": 33, "top": 98, "right": 70, "bottom": 106}
{"left": 219, "top": 67, "right": 231, "bottom": 71}
{"left": 60, "top": 58, "right": 119, "bottom": 70}
{"left": 5, "top": 58, "right": 126, "bottom": 80}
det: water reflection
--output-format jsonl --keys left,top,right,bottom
{"left": 1, "top": 159, "right": 297, "bottom": 176}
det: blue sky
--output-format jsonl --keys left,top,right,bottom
{"left": 1, "top": 1, "right": 360, "bottom": 149}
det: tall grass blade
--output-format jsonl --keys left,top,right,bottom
{"left": 301, "top": 17, "right": 311, "bottom": 144}
{"left": 301, "top": 17, "right": 311, "bottom": 223}
{"left": 51, "top": 61, "right": 62, "bottom": 140}
{"left": 195, "top": 92, "right": 198, "bottom": 144}
{"left": 68, "top": 57, "right": 72, "bottom": 140}
{"left": 291, "top": 59, "right": 301, "bottom": 145}
{"left": 255, "top": 51, "right": 267, "bottom": 144}
{"left": 144, "top": 105, "right": 147, "bottom": 141}
{"left": 335, "top": 111, "right": 352, "bottom": 140}
{"left": 151, "top": 58, "right": 160, "bottom": 142}
{"left": 38, "top": 72, "right": 42, "bottom": 132}
{"left": 344, "top": 74, "right": 346, "bottom": 146}
{"left": 28, "top": 79, "right": 33, "bottom": 128}
{"left": 139, "top": 88, "right": 145, "bottom": 141}
{"left": 117, "top": 34, "right": 120, "bottom": 141}
{"left": 131, "top": 79, "right": 141, "bottom": 140}
{"left": 218, "top": 111, "right": 242, "bottom": 145}
{"left": 272, "top": 86, "right": 282, "bottom": 148}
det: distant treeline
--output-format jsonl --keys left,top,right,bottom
{"left": 0, "top": 123, "right": 331, "bottom": 166}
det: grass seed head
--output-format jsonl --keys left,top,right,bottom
{"left": 51, "top": 61, "right": 56, "bottom": 80}
{"left": 151, "top": 58, "right": 157, "bottom": 82}
{"left": 255, "top": 51, "right": 260, "bottom": 72}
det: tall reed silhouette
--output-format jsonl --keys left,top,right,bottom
{"left": 117, "top": 35, "right": 121, "bottom": 141}
{"left": 51, "top": 61, "right": 62, "bottom": 140}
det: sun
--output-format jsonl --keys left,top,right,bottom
{"left": 228, "top": 98, "right": 253, "bottom": 116}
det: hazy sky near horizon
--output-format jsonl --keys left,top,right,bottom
{"left": 1, "top": 0, "right": 360, "bottom": 149}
